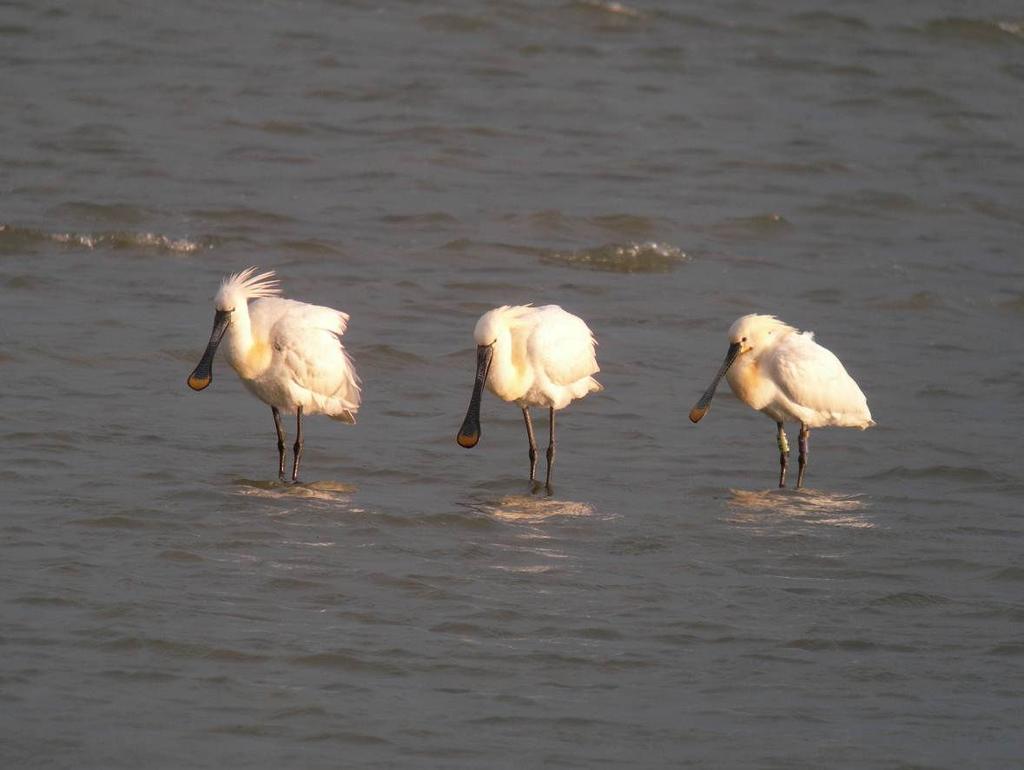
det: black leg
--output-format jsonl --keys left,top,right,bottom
{"left": 272, "top": 407, "right": 287, "bottom": 481}
{"left": 291, "top": 406, "right": 304, "bottom": 483}
{"left": 777, "top": 421, "right": 789, "bottom": 488}
{"left": 522, "top": 407, "right": 538, "bottom": 482}
{"left": 544, "top": 407, "right": 556, "bottom": 491}
{"left": 796, "top": 423, "right": 809, "bottom": 489}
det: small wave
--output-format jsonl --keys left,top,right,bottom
{"left": 0, "top": 224, "right": 205, "bottom": 253}
{"left": 99, "top": 636, "right": 267, "bottom": 662}
{"left": 707, "top": 213, "right": 793, "bottom": 240}
{"left": 0, "top": 24, "right": 31, "bottom": 36}
{"left": 571, "top": 0, "right": 644, "bottom": 19}
{"left": 923, "top": 17, "right": 1024, "bottom": 44}
{"left": 869, "top": 291, "right": 944, "bottom": 311}
{"left": 989, "top": 567, "right": 1024, "bottom": 582}
{"left": 607, "top": 536, "right": 667, "bottom": 555}
{"left": 915, "top": 385, "right": 965, "bottom": 399}
{"left": 11, "top": 595, "right": 80, "bottom": 607}
{"left": 194, "top": 207, "right": 295, "bottom": 225}
{"left": 590, "top": 213, "right": 659, "bottom": 235}
{"left": 71, "top": 515, "right": 152, "bottom": 530}
{"left": 265, "top": 577, "right": 324, "bottom": 591}
{"left": 785, "top": 638, "right": 874, "bottom": 651}
{"left": 997, "top": 293, "right": 1024, "bottom": 314}
{"left": 789, "top": 11, "right": 870, "bottom": 31}
{"left": 866, "top": 465, "right": 1007, "bottom": 483}
{"left": 419, "top": 13, "right": 494, "bottom": 33}
{"left": 276, "top": 238, "right": 345, "bottom": 256}
{"left": 100, "top": 669, "right": 177, "bottom": 683}
{"left": 429, "top": 621, "right": 509, "bottom": 639}
{"left": 355, "top": 344, "right": 427, "bottom": 370}
{"left": 256, "top": 120, "right": 311, "bottom": 136}
{"left": 209, "top": 724, "right": 286, "bottom": 737}
{"left": 157, "top": 549, "right": 204, "bottom": 563}
{"left": 379, "top": 211, "right": 459, "bottom": 226}
{"left": 785, "top": 637, "right": 913, "bottom": 652}
{"left": 965, "top": 196, "right": 1024, "bottom": 225}
{"left": 721, "top": 159, "right": 851, "bottom": 175}
{"left": 302, "top": 731, "right": 391, "bottom": 746}
{"left": 868, "top": 592, "right": 951, "bottom": 607}
{"left": 290, "top": 651, "right": 405, "bottom": 675}
{"left": 989, "top": 642, "right": 1024, "bottom": 656}
{"left": 1004, "top": 62, "right": 1024, "bottom": 82}
{"left": 541, "top": 241, "right": 688, "bottom": 273}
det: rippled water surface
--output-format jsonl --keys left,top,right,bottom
{"left": 3, "top": 0, "right": 1024, "bottom": 767}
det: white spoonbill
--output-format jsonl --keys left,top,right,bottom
{"left": 689, "top": 314, "right": 873, "bottom": 488}
{"left": 187, "top": 267, "right": 360, "bottom": 482}
{"left": 456, "top": 305, "right": 602, "bottom": 490}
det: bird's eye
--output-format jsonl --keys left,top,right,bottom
{"left": 741, "top": 336, "right": 747, "bottom": 342}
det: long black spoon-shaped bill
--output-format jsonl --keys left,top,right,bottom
{"left": 187, "top": 310, "right": 231, "bottom": 391}
{"left": 689, "top": 341, "right": 741, "bottom": 423}
{"left": 457, "top": 344, "right": 494, "bottom": 448}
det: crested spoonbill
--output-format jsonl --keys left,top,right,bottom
{"left": 689, "top": 314, "right": 873, "bottom": 488}
{"left": 187, "top": 267, "right": 360, "bottom": 482}
{"left": 456, "top": 305, "right": 602, "bottom": 489}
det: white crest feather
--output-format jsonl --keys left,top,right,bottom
{"left": 220, "top": 267, "right": 280, "bottom": 300}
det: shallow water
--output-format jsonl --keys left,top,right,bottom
{"left": 2, "top": 0, "right": 1024, "bottom": 767}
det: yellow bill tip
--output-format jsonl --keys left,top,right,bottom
{"left": 187, "top": 374, "right": 211, "bottom": 391}
{"left": 689, "top": 405, "right": 707, "bottom": 423}
{"left": 456, "top": 431, "right": 479, "bottom": 448}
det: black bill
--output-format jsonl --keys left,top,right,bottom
{"left": 456, "top": 344, "right": 494, "bottom": 448}
{"left": 689, "top": 341, "right": 741, "bottom": 423}
{"left": 187, "top": 310, "right": 231, "bottom": 391}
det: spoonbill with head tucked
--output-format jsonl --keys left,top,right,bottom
{"left": 456, "top": 305, "right": 602, "bottom": 490}
{"left": 689, "top": 314, "right": 873, "bottom": 488}
{"left": 187, "top": 267, "right": 360, "bottom": 482}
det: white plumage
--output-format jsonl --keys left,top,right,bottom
{"left": 457, "top": 304, "right": 602, "bottom": 489}
{"left": 226, "top": 296, "right": 360, "bottom": 423}
{"left": 479, "top": 305, "right": 602, "bottom": 409}
{"left": 187, "top": 267, "right": 360, "bottom": 481}
{"left": 690, "top": 314, "right": 873, "bottom": 488}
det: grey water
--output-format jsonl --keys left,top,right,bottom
{"left": 2, "top": 0, "right": 1024, "bottom": 767}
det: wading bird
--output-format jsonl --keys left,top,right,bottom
{"left": 456, "top": 305, "right": 602, "bottom": 490}
{"left": 187, "top": 267, "right": 360, "bottom": 482}
{"left": 689, "top": 314, "right": 873, "bottom": 488}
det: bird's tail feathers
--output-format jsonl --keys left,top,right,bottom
{"left": 328, "top": 409, "right": 357, "bottom": 425}
{"left": 331, "top": 311, "right": 350, "bottom": 335}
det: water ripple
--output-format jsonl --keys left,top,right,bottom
{"left": 727, "top": 489, "right": 872, "bottom": 529}
{"left": 0, "top": 224, "right": 206, "bottom": 253}
{"left": 922, "top": 17, "right": 1024, "bottom": 44}
{"left": 540, "top": 241, "right": 688, "bottom": 273}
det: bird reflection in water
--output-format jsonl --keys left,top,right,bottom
{"left": 726, "top": 488, "right": 872, "bottom": 530}
{"left": 464, "top": 493, "right": 597, "bottom": 524}
{"left": 235, "top": 478, "right": 358, "bottom": 503}
{"left": 461, "top": 494, "right": 604, "bottom": 575}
